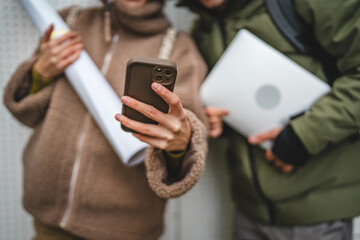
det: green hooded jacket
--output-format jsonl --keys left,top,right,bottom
{"left": 178, "top": 0, "right": 360, "bottom": 225}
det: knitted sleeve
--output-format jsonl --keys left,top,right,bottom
{"left": 3, "top": 56, "right": 55, "bottom": 128}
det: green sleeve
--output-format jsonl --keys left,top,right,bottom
{"left": 291, "top": 0, "right": 360, "bottom": 155}
{"left": 30, "top": 65, "right": 54, "bottom": 94}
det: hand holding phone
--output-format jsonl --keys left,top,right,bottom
{"left": 116, "top": 57, "right": 191, "bottom": 151}
{"left": 121, "top": 57, "right": 177, "bottom": 131}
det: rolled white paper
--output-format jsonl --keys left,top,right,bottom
{"left": 19, "top": 0, "right": 148, "bottom": 166}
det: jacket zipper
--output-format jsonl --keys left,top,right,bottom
{"left": 60, "top": 114, "right": 90, "bottom": 228}
{"left": 218, "top": 18, "right": 228, "bottom": 51}
{"left": 59, "top": 34, "right": 119, "bottom": 228}
{"left": 246, "top": 141, "right": 275, "bottom": 224}
{"left": 218, "top": 15, "right": 275, "bottom": 223}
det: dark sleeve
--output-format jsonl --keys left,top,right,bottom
{"left": 272, "top": 125, "right": 310, "bottom": 166}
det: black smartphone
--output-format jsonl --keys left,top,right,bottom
{"left": 121, "top": 56, "right": 177, "bottom": 132}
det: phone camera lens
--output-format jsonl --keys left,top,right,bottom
{"left": 156, "top": 67, "right": 162, "bottom": 72}
{"left": 164, "top": 69, "right": 173, "bottom": 76}
{"left": 154, "top": 74, "right": 163, "bottom": 82}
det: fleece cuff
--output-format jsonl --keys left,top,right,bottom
{"left": 145, "top": 109, "right": 207, "bottom": 198}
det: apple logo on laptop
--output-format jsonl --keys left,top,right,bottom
{"left": 255, "top": 84, "right": 281, "bottom": 110}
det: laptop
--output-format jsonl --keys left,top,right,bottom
{"left": 200, "top": 29, "right": 330, "bottom": 149}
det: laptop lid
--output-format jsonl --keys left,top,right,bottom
{"left": 200, "top": 29, "right": 330, "bottom": 149}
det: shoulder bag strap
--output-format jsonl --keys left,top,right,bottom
{"left": 65, "top": 6, "right": 82, "bottom": 26}
{"left": 158, "top": 28, "right": 178, "bottom": 59}
{"left": 265, "top": 0, "right": 340, "bottom": 86}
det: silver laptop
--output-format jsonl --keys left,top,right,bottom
{"left": 200, "top": 29, "right": 330, "bottom": 149}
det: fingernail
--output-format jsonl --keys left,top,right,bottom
{"left": 121, "top": 96, "right": 129, "bottom": 104}
{"left": 152, "top": 82, "right": 160, "bottom": 90}
{"left": 115, "top": 114, "right": 123, "bottom": 121}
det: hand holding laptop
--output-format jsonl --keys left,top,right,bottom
{"left": 248, "top": 126, "right": 295, "bottom": 173}
{"left": 205, "top": 106, "right": 229, "bottom": 138}
{"left": 206, "top": 103, "right": 296, "bottom": 172}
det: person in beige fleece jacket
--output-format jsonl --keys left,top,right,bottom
{"left": 3, "top": 0, "right": 208, "bottom": 239}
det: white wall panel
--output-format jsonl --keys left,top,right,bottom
{"left": 160, "top": 139, "right": 235, "bottom": 240}
{"left": 1, "top": 0, "right": 38, "bottom": 239}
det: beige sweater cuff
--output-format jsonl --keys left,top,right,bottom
{"left": 3, "top": 56, "right": 54, "bottom": 128}
{"left": 145, "top": 109, "right": 208, "bottom": 199}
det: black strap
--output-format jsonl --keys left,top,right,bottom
{"left": 265, "top": 0, "right": 340, "bottom": 86}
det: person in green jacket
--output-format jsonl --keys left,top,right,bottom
{"left": 178, "top": 0, "right": 360, "bottom": 239}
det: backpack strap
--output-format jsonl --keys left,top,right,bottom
{"left": 265, "top": 0, "right": 340, "bottom": 86}
{"left": 158, "top": 28, "right": 178, "bottom": 59}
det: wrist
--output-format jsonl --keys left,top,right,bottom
{"left": 30, "top": 64, "right": 54, "bottom": 94}
{"left": 182, "top": 119, "right": 192, "bottom": 150}
{"left": 166, "top": 150, "right": 186, "bottom": 159}
{"left": 33, "top": 62, "right": 53, "bottom": 82}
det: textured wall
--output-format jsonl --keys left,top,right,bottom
{"left": 0, "top": 0, "right": 359, "bottom": 240}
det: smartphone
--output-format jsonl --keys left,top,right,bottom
{"left": 121, "top": 56, "right": 177, "bottom": 132}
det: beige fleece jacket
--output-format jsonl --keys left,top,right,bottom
{"left": 3, "top": 5, "right": 208, "bottom": 240}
